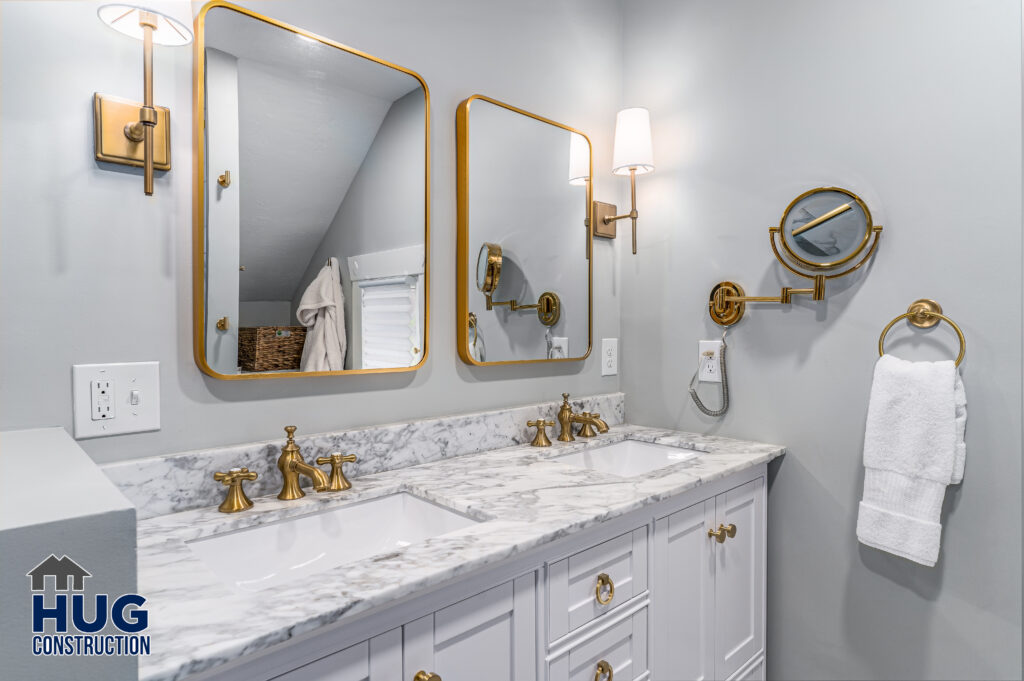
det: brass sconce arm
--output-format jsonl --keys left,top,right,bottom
{"left": 602, "top": 167, "right": 640, "bottom": 254}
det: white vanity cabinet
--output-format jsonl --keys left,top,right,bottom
{"left": 652, "top": 478, "right": 765, "bottom": 681}
{"left": 403, "top": 573, "right": 538, "bottom": 681}
{"left": 271, "top": 629, "right": 402, "bottom": 681}
{"left": 199, "top": 466, "right": 767, "bottom": 681}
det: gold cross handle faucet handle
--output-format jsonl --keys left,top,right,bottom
{"left": 527, "top": 419, "right": 555, "bottom": 447}
{"left": 315, "top": 453, "right": 358, "bottom": 491}
{"left": 213, "top": 467, "right": 258, "bottom": 513}
{"left": 577, "top": 412, "right": 599, "bottom": 438}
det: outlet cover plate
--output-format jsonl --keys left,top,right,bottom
{"left": 72, "top": 362, "right": 161, "bottom": 439}
{"left": 698, "top": 341, "right": 723, "bottom": 383}
{"left": 601, "top": 338, "right": 619, "bottom": 376}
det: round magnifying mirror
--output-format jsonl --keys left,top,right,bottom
{"left": 779, "top": 187, "right": 872, "bottom": 270}
{"left": 476, "top": 242, "right": 502, "bottom": 293}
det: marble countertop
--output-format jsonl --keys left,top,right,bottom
{"left": 137, "top": 425, "right": 784, "bottom": 681}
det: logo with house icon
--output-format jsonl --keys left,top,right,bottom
{"left": 26, "top": 554, "right": 91, "bottom": 591}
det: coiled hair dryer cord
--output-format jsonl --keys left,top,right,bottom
{"left": 688, "top": 337, "right": 729, "bottom": 416}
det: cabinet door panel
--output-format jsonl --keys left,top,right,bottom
{"left": 714, "top": 479, "right": 764, "bottom": 680}
{"left": 404, "top": 573, "right": 536, "bottom": 681}
{"left": 272, "top": 628, "right": 400, "bottom": 681}
{"left": 652, "top": 500, "right": 714, "bottom": 681}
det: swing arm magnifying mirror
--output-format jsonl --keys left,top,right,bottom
{"left": 708, "top": 187, "right": 883, "bottom": 326}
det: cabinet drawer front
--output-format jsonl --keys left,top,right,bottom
{"left": 549, "top": 527, "right": 648, "bottom": 641}
{"left": 548, "top": 606, "right": 648, "bottom": 681}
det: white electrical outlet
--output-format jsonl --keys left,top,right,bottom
{"left": 73, "top": 362, "right": 161, "bottom": 438}
{"left": 549, "top": 336, "right": 569, "bottom": 359}
{"left": 602, "top": 338, "right": 618, "bottom": 376}
{"left": 698, "top": 340, "right": 723, "bottom": 383}
{"left": 90, "top": 379, "right": 115, "bottom": 421}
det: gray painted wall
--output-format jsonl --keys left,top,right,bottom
{"left": 0, "top": 0, "right": 625, "bottom": 464}
{"left": 293, "top": 88, "right": 428, "bottom": 357}
{"left": 619, "top": 1, "right": 1022, "bottom": 679}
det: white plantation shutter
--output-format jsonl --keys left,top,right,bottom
{"left": 358, "top": 276, "right": 421, "bottom": 369}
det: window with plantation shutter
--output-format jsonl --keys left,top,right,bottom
{"left": 357, "top": 275, "right": 422, "bottom": 369}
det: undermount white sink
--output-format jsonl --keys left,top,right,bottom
{"left": 554, "top": 440, "right": 700, "bottom": 477}
{"left": 187, "top": 493, "right": 480, "bottom": 593}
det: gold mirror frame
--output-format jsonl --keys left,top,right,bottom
{"left": 777, "top": 186, "right": 874, "bottom": 271}
{"left": 455, "top": 94, "right": 593, "bottom": 366}
{"left": 191, "top": 1, "right": 431, "bottom": 379}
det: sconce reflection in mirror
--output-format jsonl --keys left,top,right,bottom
{"left": 94, "top": 4, "right": 193, "bottom": 195}
{"left": 708, "top": 187, "right": 883, "bottom": 326}
{"left": 476, "top": 243, "right": 561, "bottom": 326}
{"left": 591, "top": 108, "right": 655, "bottom": 255}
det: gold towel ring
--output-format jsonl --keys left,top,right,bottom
{"left": 878, "top": 299, "right": 965, "bottom": 366}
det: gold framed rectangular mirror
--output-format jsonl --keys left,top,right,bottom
{"left": 456, "top": 95, "right": 593, "bottom": 366}
{"left": 193, "top": 1, "right": 430, "bottom": 379}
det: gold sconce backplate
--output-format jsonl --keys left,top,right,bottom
{"left": 592, "top": 201, "right": 617, "bottom": 239}
{"left": 709, "top": 281, "right": 746, "bottom": 326}
{"left": 94, "top": 93, "right": 171, "bottom": 170}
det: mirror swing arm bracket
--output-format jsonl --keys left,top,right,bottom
{"left": 708, "top": 187, "right": 883, "bottom": 327}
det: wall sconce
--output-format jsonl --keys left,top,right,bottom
{"left": 593, "top": 107, "right": 654, "bottom": 254}
{"left": 94, "top": 4, "right": 193, "bottom": 195}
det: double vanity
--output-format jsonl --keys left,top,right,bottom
{"left": 125, "top": 395, "right": 783, "bottom": 681}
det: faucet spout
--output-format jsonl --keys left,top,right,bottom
{"left": 277, "top": 425, "right": 330, "bottom": 500}
{"left": 291, "top": 459, "right": 329, "bottom": 491}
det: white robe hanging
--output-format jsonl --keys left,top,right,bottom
{"left": 296, "top": 257, "right": 347, "bottom": 371}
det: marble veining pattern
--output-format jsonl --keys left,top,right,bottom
{"left": 103, "top": 393, "right": 625, "bottom": 519}
{"left": 136, "top": 424, "right": 783, "bottom": 681}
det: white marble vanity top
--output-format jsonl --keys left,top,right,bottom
{"left": 137, "top": 425, "right": 784, "bottom": 681}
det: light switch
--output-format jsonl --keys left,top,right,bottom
{"left": 72, "top": 362, "right": 160, "bottom": 439}
{"left": 601, "top": 338, "right": 618, "bottom": 376}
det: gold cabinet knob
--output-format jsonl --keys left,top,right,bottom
{"left": 216, "top": 316, "right": 229, "bottom": 331}
{"left": 595, "top": 572, "right": 615, "bottom": 605}
{"left": 213, "top": 467, "right": 258, "bottom": 513}
{"left": 527, "top": 419, "right": 555, "bottom": 447}
{"left": 594, "top": 659, "right": 614, "bottom": 681}
{"left": 413, "top": 672, "right": 441, "bottom": 681}
{"left": 707, "top": 523, "right": 737, "bottom": 543}
{"left": 218, "top": 170, "right": 231, "bottom": 188}
{"left": 315, "top": 452, "right": 357, "bottom": 491}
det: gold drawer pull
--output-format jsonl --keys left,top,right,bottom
{"left": 414, "top": 672, "right": 441, "bottom": 681}
{"left": 594, "top": 659, "right": 613, "bottom": 681}
{"left": 595, "top": 572, "right": 615, "bottom": 605}
{"left": 707, "top": 523, "right": 737, "bottom": 543}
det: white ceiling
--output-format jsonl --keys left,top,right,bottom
{"left": 204, "top": 7, "right": 422, "bottom": 303}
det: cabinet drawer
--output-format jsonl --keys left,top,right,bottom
{"left": 549, "top": 527, "right": 648, "bottom": 642}
{"left": 548, "top": 605, "right": 648, "bottom": 681}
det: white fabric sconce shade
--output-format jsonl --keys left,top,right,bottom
{"left": 612, "top": 107, "right": 654, "bottom": 176}
{"left": 98, "top": 3, "right": 193, "bottom": 45}
{"left": 568, "top": 132, "right": 590, "bottom": 186}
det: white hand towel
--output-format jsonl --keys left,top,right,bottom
{"left": 296, "top": 257, "right": 347, "bottom": 372}
{"left": 856, "top": 355, "right": 967, "bottom": 567}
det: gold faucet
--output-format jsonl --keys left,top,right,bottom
{"left": 557, "top": 393, "right": 610, "bottom": 442}
{"left": 277, "top": 426, "right": 330, "bottom": 500}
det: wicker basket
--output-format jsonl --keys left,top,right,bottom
{"left": 238, "top": 326, "right": 307, "bottom": 372}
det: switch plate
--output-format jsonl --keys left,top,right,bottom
{"left": 73, "top": 362, "right": 160, "bottom": 439}
{"left": 698, "top": 341, "right": 723, "bottom": 383}
{"left": 601, "top": 338, "right": 618, "bottom": 376}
